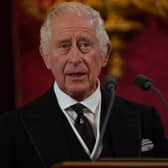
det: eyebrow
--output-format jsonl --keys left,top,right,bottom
{"left": 57, "top": 39, "right": 72, "bottom": 45}
{"left": 60, "top": 39, "right": 72, "bottom": 43}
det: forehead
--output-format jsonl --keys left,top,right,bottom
{"left": 49, "top": 13, "right": 97, "bottom": 38}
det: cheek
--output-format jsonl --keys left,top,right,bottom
{"left": 89, "top": 56, "right": 104, "bottom": 76}
{"left": 49, "top": 53, "right": 66, "bottom": 69}
{"left": 49, "top": 55, "right": 66, "bottom": 80}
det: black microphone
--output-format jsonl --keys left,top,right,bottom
{"left": 134, "top": 74, "right": 153, "bottom": 90}
{"left": 103, "top": 75, "right": 117, "bottom": 92}
{"left": 134, "top": 74, "right": 168, "bottom": 110}
{"left": 91, "top": 75, "right": 116, "bottom": 161}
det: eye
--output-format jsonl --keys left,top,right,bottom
{"left": 80, "top": 42, "right": 89, "bottom": 48}
{"left": 78, "top": 41, "right": 91, "bottom": 53}
{"left": 57, "top": 41, "right": 72, "bottom": 54}
{"left": 59, "top": 41, "right": 71, "bottom": 49}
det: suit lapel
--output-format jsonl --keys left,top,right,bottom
{"left": 20, "top": 87, "right": 89, "bottom": 166}
{"left": 101, "top": 89, "right": 141, "bottom": 157}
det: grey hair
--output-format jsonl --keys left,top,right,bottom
{"left": 40, "top": 1, "right": 110, "bottom": 56}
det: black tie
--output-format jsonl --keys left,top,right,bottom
{"left": 71, "top": 103, "right": 95, "bottom": 152}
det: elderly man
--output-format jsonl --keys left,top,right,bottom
{"left": 0, "top": 2, "right": 168, "bottom": 168}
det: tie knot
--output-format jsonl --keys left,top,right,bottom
{"left": 71, "top": 103, "right": 86, "bottom": 116}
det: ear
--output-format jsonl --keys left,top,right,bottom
{"left": 39, "top": 46, "right": 51, "bottom": 70}
{"left": 101, "top": 43, "right": 112, "bottom": 67}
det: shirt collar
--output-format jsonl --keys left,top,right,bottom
{"left": 53, "top": 80, "right": 101, "bottom": 114}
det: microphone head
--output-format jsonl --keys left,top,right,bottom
{"left": 103, "top": 75, "right": 117, "bottom": 92}
{"left": 134, "top": 74, "right": 153, "bottom": 90}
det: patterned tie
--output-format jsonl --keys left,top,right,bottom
{"left": 71, "top": 103, "right": 95, "bottom": 152}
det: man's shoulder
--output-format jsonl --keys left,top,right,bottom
{"left": 115, "top": 96, "right": 150, "bottom": 109}
{"left": 101, "top": 88, "right": 156, "bottom": 117}
{"left": 114, "top": 95, "right": 159, "bottom": 119}
{"left": 101, "top": 88, "right": 153, "bottom": 111}
{"left": 0, "top": 86, "right": 56, "bottom": 119}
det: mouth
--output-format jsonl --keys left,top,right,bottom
{"left": 66, "top": 72, "right": 88, "bottom": 80}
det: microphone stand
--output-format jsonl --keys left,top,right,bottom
{"left": 151, "top": 85, "right": 168, "bottom": 111}
{"left": 91, "top": 87, "right": 116, "bottom": 161}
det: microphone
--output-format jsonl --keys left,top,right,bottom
{"left": 91, "top": 75, "right": 116, "bottom": 161}
{"left": 134, "top": 74, "right": 168, "bottom": 110}
{"left": 103, "top": 75, "right": 117, "bottom": 92}
{"left": 134, "top": 74, "right": 153, "bottom": 90}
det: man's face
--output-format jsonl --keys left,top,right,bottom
{"left": 41, "top": 13, "right": 110, "bottom": 100}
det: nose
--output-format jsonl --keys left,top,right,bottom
{"left": 68, "top": 44, "right": 82, "bottom": 65}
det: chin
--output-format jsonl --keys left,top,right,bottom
{"left": 66, "top": 87, "right": 90, "bottom": 100}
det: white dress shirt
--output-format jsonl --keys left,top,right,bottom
{"left": 53, "top": 81, "right": 102, "bottom": 158}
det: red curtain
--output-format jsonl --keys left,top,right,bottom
{"left": 13, "top": 0, "right": 54, "bottom": 107}
{"left": 117, "top": 15, "right": 168, "bottom": 135}
{"left": 13, "top": 0, "right": 168, "bottom": 136}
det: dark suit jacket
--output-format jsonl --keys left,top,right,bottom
{"left": 0, "top": 86, "right": 168, "bottom": 168}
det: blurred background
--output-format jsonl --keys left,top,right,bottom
{"left": 1, "top": 0, "right": 168, "bottom": 135}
